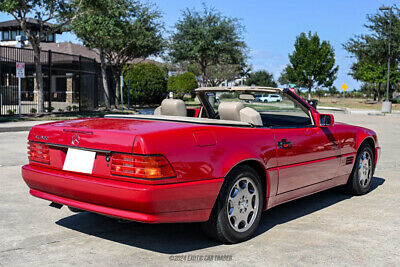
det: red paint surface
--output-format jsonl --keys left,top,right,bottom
{"left": 22, "top": 106, "right": 380, "bottom": 223}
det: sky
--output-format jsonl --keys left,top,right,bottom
{"left": 0, "top": 0, "right": 396, "bottom": 90}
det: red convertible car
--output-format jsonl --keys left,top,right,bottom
{"left": 22, "top": 86, "right": 380, "bottom": 243}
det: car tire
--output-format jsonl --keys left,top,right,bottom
{"left": 201, "top": 165, "right": 264, "bottom": 243}
{"left": 263, "top": 99, "right": 268, "bottom": 103}
{"left": 68, "top": 206, "right": 84, "bottom": 213}
{"left": 345, "top": 144, "right": 374, "bottom": 195}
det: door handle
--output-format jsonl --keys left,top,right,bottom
{"left": 277, "top": 139, "right": 292, "bottom": 149}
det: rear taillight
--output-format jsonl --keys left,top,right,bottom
{"left": 28, "top": 142, "right": 50, "bottom": 164}
{"left": 110, "top": 153, "right": 176, "bottom": 179}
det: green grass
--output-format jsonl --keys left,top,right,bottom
{"left": 317, "top": 97, "right": 400, "bottom": 111}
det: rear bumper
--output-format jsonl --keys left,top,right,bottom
{"left": 22, "top": 164, "right": 223, "bottom": 223}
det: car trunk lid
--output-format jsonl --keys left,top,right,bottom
{"left": 28, "top": 118, "right": 141, "bottom": 153}
{"left": 27, "top": 117, "right": 196, "bottom": 182}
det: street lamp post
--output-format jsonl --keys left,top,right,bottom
{"left": 380, "top": 6, "right": 393, "bottom": 113}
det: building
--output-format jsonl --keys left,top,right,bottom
{"left": 0, "top": 18, "right": 59, "bottom": 47}
{"left": 0, "top": 19, "right": 103, "bottom": 114}
{"left": 0, "top": 18, "right": 159, "bottom": 115}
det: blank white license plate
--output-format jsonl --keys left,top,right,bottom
{"left": 63, "top": 148, "right": 96, "bottom": 174}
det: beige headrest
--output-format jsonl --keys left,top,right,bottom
{"left": 160, "top": 99, "right": 187, "bottom": 116}
{"left": 218, "top": 102, "right": 244, "bottom": 121}
{"left": 153, "top": 106, "right": 162, "bottom": 115}
{"left": 240, "top": 107, "right": 263, "bottom": 126}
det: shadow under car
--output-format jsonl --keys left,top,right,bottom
{"left": 56, "top": 177, "right": 385, "bottom": 254}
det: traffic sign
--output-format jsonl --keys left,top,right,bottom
{"left": 16, "top": 62, "right": 25, "bottom": 78}
{"left": 15, "top": 62, "right": 25, "bottom": 120}
{"left": 341, "top": 83, "right": 348, "bottom": 91}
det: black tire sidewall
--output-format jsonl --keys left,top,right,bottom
{"left": 215, "top": 166, "right": 264, "bottom": 243}
{"left": 351, "top": 144, "right": 374, "bottom": 195}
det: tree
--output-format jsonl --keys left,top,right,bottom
{"left": 360, "top": 83, "right": 376, "bottom": 98}
{"left": 167, "top": 72, "right": 198, "bottom": 97}
{"left": 173, "top": 61, "right": 249, "bottom": 87}
{"left": 349, "top": 60, "right": 387, "bottom": 100}
{"left": 205, "top": 63, "right": 243, "bottom": 86}
{"left": 328, "top": 86, "right": 339, "bottom": 96}
{"left": 283, "top": 32, "right": 338, "bottom": 99}
{"left": 278, "top": 68, "right": 290, "bottom": 86}
{"left": 343, "top": 7, "right": 400, "bottom": 101}
{"left": 0, "top": 0, "right": 82, "bottom": 113}
{"left": 245, "top": 70, "right": 277, "bottom": 87}
{"left": 123, "top": 63, "right": 167, "bottom": 105}
{"left": 72, "top": 0, "right": 164, "bottom": 109}
{"left": 169, "top": 4, "right": 247, "bottom": 86}
{"left": 314, "top": 88, "right": 326, "bottom": 98}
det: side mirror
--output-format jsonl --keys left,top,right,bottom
{"left": 317, "top": 114, "right": 334, "bottom": 127}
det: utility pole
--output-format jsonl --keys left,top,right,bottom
{"left": 380, "top": 6, "right": 393, "bottom": 113}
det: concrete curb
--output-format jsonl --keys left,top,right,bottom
{"left": 317, "top": 106, "right": 347, "bottom": 113}
{"left": 0, "top": 120, "right": 54, "bottom": 133}
{"left": 0, "top": 126, "right": 33, "bottom": 132}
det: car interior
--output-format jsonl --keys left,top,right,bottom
{"left": 154, "top": 99, "right": 187, "bottom": 116}
{"left": 150, "top": 91, "right": 313, "bottom": 128}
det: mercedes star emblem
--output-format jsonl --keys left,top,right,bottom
{"left": 72, "top": 134, "right": 80, "bottom": 146}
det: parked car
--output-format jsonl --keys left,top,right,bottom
{"left": 22, "top": 86, "right": 380, "bottom": 243}
{"left": 255, "top": 94, "right": 282, "bottom": 102}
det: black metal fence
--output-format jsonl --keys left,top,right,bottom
{"left": 0, "top": 45, "right": 103, "bottom": 115}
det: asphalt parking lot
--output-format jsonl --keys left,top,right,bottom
{"left": 0, "top": 113, "right": 399, "bottom": 266}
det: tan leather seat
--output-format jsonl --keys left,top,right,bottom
{"left": 240, "top": 107, "right": 263, "bottom": 126}
{"left": 218, "top": 102, "right": 244, "bottom": 121}
{"left": 154, "top": 99, "right": 187, "bottom": 116}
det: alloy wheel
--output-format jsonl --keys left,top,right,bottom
{"left": 227, "top": 177, "right": 260, "bottom": 233}
{"left": 358, "top": 150, "right": 372, "bottom": 187}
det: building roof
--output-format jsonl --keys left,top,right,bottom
{"left": 0, "top": 18, "right": 61, "bottom": 33}
{"left": 37, "top": 42, "right": 100, "bottom": 61}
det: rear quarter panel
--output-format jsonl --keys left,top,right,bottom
{"left": 133, "top": 124, "right": 277, "bottom": 185}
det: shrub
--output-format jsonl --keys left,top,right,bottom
{"left": 46, "top": 106, "right": 55, "bottom": 112}
{"left": 167, "top": 75, "right": 177, "bottom": 92}
{"left": 123, "top": 63, "right": 167, "bottom": 105}
{"left": 7, "top": 109, "right": 15, "bottom": 115}
{"left": 167, "top": 72, "right": 198, "bottom": 98}
{"left": 72, "top": 105, "right": 79, "bottom": 111}
{"left": 30, "top": 108, "right": 37, "bottom": 114}
{"left": 66, "top": 106, "right": 72, "bottom": 111}
{"left": 58, "top": 108, "right": 63, "bottom": 112}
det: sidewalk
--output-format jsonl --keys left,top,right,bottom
{"left": 318, "top": 106, "right": 400, "bottom": 115}
{"left": 346, "top": 108, "right": 400, "bottom": 115}
{"left": 0, "top": 120, "right": 54, "bottom": 132}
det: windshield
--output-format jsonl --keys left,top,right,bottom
{"left": 205, "top": 90, "right": 313, "bottom": 127}
{"left": 214, "top": 92, "right": 304, "bottom": 114}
